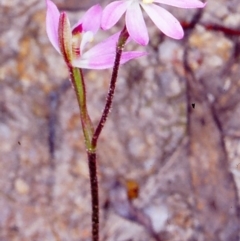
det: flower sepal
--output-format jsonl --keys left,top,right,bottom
{"left": 58, "top": 12, "right": 73, "bottom": 66}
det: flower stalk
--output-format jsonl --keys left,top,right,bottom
{"left": 87, "top": 151, "right": 99, "bottom": 241}
{"left": 92, "top": 26, "right": 129, "bottom": 149}
{"left": 87, "top": 26, "right": 129, "bottom": 241}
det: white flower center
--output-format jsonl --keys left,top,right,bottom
{"left": 142, "top": 0, "right": 153, "bottom": 4}
{"left": 80, "top": 31, "right": 94, "bottom": 53}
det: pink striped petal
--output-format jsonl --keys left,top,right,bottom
{"left": 73, "top": 51, "right": 147, "bottom": 69}
{"left": 126, "top": 2, "right": 149, "bottom": 46}
{"left": 73, "top": 4, "right": 102, "bottom": 34}
{"left": 101, "top": 1, "right": 128, "bottom": 30}
{"left": 153, "top": 0, "right": 206, "bottom": 8}
{"left": 46, "top": 0, "right": 60, "bottom": 52}
{"left": 141, "top": 3, "right": 184, "bottom": 39}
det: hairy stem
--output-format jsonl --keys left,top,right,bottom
{"left": 88, "top": 151, "right": 99, "bottom": 241}
{"left": 91, "top": 26, "right": 129, "bottom": 149}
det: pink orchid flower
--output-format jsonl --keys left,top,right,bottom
{"left": 101, "top": 0, "right": 206, "bottom": 46}
{"left": 46, "top": 0, "right": 146, "bottom": 69}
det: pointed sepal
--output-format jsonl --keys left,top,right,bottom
{"left": 58, "top": 12, "right": 73, "bottom": 65}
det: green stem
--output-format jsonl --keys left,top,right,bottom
{"left": 69, "top": 67, "right": 94, "bottom": 152}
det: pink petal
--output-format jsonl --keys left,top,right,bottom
{"left": 126, "top": 2, "right": 149, "bottom": 46}
{"left": 46, "top": 0, "right": 60, "bottom": 53}
{"left": 120, "top": 51, "right": 147, "bottom": 65}
{"left": 153, "top": 0, "right": 206, "bottom": 8}
{"left": 141, "top": 3, "right": 184, "bottom": 39}
{"left": 80, "top": 32, "right": 121, "bottom": 60}
{"left": 72, "top": 31, "right": 146, "bottom": 69}
{"left": 73, "top": 4, "right": 102, "bottom": 34}
{"left": 73, "top": 52, "right": 147, "bottom": 69}
{"left": 101, "top": 1, "right": 128, "bottom": 30}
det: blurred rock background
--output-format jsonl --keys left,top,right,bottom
{"left": 0, "top": 0, "right": 240, "bottom": 240}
